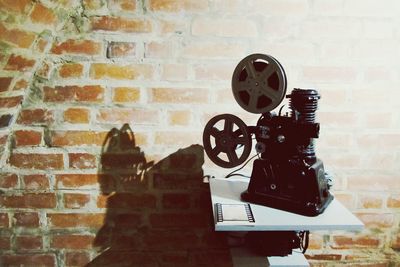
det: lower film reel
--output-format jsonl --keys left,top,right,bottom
{"left": 203, "top": 114, "right": 252, "bottom": 168}
{"left": 232, "top": 54, "right": 287, "bottom": 114}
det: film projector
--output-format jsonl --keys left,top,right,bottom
{"left": 203, "top": 54, "right": 333, "bottom": 217}
{"left": 203, "top": 54, "right": 334, "bottom": 256}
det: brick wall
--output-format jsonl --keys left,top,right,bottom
{"left": 0, "top": 0, "right": 399, "bottom": 266}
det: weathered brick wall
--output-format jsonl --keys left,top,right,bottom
{"left": 0, "top": 0, "right": 399, "bottom": 266}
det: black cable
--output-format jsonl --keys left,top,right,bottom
{"left": 299, "top": 231, "right": 309, "bottom": 254}
{"left": 225, "top": 154, "right": 259, "bottom": 178}
{"left": 278, "top": 104, "right": 285, "bottom": 116}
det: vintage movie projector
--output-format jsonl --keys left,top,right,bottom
{"left": 203, "top": 54, "right": 333, "bottom": 217}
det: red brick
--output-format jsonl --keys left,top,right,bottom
{"left": 161, "top": 252, "right": 188, "bottom": 265}
{"left": 162, "top": 63, "right": 188, "bottom": 81}
{"left": 58, "top": 63, "right": 83, "bottom": 78}
{"left": 51, "top": 39, "right": 102, "bottom": 55}
{"left": 151, "top": 87, "right": 208, "bottom": 103}
{"left": 392, "top": 233, "right": 400, "bottom": 250}
{"left": 194, "top": 63, "right": 233, "bottom": 81}
{"left": 0, "top": 213, "right": 9, "bottom": 228}
{"left": 96, "top": 108, "right": 159, "bottom": 124}
{"left": 65, "top": 251, "right": 90, "bottom": 266}
{"left": 0, "top": 77, "right": 13, "bottom": 92}
{"left": 23, "top": 175, "right": 49, "bottom": 190}
{"left": 0, "top": 236, "right": 10, "bottom": 250}
{"left": 168, "top": 110, "right": 190, "bottom": 126}
{"left": 96, "top": 194, "right": 108, "bottom": 208}
{"left": 182, "top": 41, "right": 244, "bottom": 59}
{"left": 111, "top": 213, "right": 142, "bottom": 228}
{"left": 191, "top": 250, "right": 232, "bottom": 266}
{"left": 149, "top": 0, "right": 208, "bottom": 12}
{"left": 90, "top": 63, "right": 153, "bottom": 80}
{"left": 64, "top": 193, "right": 90, "bottom": 209}
{"left": 0, "top": 23, "right": 36, "bottom": 48}
{"left": 358, "top": 133, "right": 400, "bottom": 150}
{"left": 100, "top": 152, "right": 150, "bottom": 172}
{"left": 0, "top": 173, "right": 18, "bottom": 188}
{"left": 55, "top": 174, "right": 99, "bottom": 188}
{"left": 365, "top": 112, "right": 393, "bottom": 129}
{"left": 149, "top": 212, "right": 209, "bottom": 228}
{"left": 303, "top": 66, "right": 357, "bottom": 83}
{"left": 145, "top": 41, "right": 173, "bottom": 58}
{"left": 102, "top": 193, "right": 156, "bottom": 210}
{"left": 387, "top": 194, "right": 400, "bottom": 208}
{"left": 305, "top": 254, "right": 342, "bottom": 260}
{"left": 44, "top": 85, "right": 104, "bottom": 103}
{"left": 0, "top": 193, "right": 56, "bottom": 208}
{"left": 0, "top": 0, "right": 32, "bottom": 13}
{"left": 0, "top": 0, "right": 32, "bottom": 14}
{"left": 331, "top": 234, "right": 381, "bottom": 249}
{"left": 159, "top": 19, "right": 186, "bottom": 34}
{"left": 35, "top": 37, "right": 49, "bottom": 53}
{"left": 13, "top": 212, "right": 39, "bottom": 227}
{"left": 109, "top": 0, "right": 136, "bottom": 11}
{"left": 9, "top": 153, "right": 64, "bottom": 170}
{"left": 4, "top": 54, "right": 35, "bottom": 71}
{"left": 47, "top": 213, "right": 104, "bottom": 228}
{"left": 318, "top": 152, "right": 362, "bottom": 169}
{"left": 30, "top": 3, "right": 57, "bottom": 25}
{"left": 64, "top": 108, "right": 90, "bottom": 124}
{"left": 113, "top": 87, "right": 140, "bottom": 102}
{"left": 0, "top": 254, "right": 55, "bottom": 266}
{"left": 308, "top": 233, "right": 323, "bottom": 250}
{"left": 358, "top": 194, "right": 383, "bottom": 209}
{"left": 143, "top": 230, "right": 199, "bottom": 250}
{"left": 0, "top": 134, "right": 8, "bottom": 145}
{"left": 107, "top": 42, "right": 136, "bottom": 58}
{"left": 91, "top": 16, "right": 151, "bottom": 33}
{"left": 16, "top": 236, "right": 42, "bottom": 250}
{"left": 17, "top": 109, "right": 54, "bottom": 125}
{"left": 155, "top": 131, "right": 199, "bottom": 146}
{"left": 347, "top": 174, "right": 400, "bottom": 191}
{"left": 162, "top": 193, "right": 190, "bottom": 209}
{"left": 0, "top": 95, "right": 23, "bottom": 108}
{"left": 75, "top": 85, "right": 104, "bottom": 102}
{"left": 14, "top": 130, "right": 42, "bottom": 146}
{"left": 82, "top": 0, "right": 104, "bottom": 10}
{"left": 69, "top": 153, "right": 96, "bottom": 169}
{"left": 50, "top": 131, "right": 108, "bottom": 146}
{"left": 192, "top": 18, "right": 257, "bottom": 38}
{"left": 334, "top": 193, "right": 355, "bottom": 210}
{"left": 52, "top": 234, "right": 94, "bottom": 249}
{"left": 356, "top": 212, "right": 395, "bottom": 229}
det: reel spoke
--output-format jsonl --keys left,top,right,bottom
{"left": 262, "top": 86, "right": 280, "bottom": 103}
{"left": 210, "top": 126, "right": 220, "bottom": 137}
{"left": 249, "top": 92, "right": 259, "bottom": 109}
{"left": 246, "top": 61, "right": 257, "bottom": 78}
{"left": 224, "top": 117, "right": 233, "bottom": 133}
{"left": 211, "top": 145, "right": 223, "bottom": 157}
{"left": 260, "top": 63, "right": 277, "bottom": 81}
{"left": 227, "top": 148, "right": 239, "bottom": 163}
{"left": 236, "top": 136, "right": 247, "bottom": 145}
{"left": 237, "top": 81, "right": 250, "bottom": 93}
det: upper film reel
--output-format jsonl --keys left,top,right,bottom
{"left": 232, "top": 54, "right": 287, "bottom": 114}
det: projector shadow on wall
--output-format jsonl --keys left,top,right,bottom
{"left": 86, "top": 124, "right": 232, "bottom": 267}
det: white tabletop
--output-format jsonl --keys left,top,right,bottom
{"left": 209, "top": 178, "right": 364, "bottom": 232}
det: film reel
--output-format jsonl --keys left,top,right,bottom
{"left": 203, "top": 114, "right": 252, "bottom": 168}
{"left": 232, "top": 54, "right": 287, "bottom": 114}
